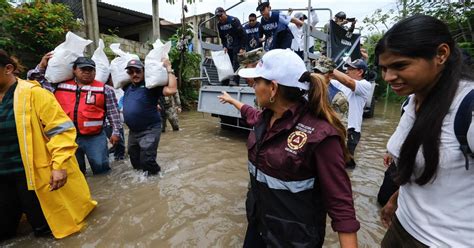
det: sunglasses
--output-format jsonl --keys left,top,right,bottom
{"left": 127, "top": 69, "right": 142, "bottom": 75}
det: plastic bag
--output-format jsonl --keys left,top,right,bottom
{"left": 91, "top": 39, "right": 110, "bottom": 83}
{"left": 211, "top": 50, "right": 234, "bottom": 82}
{"left": 109, "top": 43, "right": 140, "bottom": 89}
{"left": 45, "top": 32, "right": 92, "bottom": 83}
{"left": 144, "top": 39, "right": 172, "bottom": 89}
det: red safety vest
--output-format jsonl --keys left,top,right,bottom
{"left": 55, "top": 80, "right": 106, "bottom": 136}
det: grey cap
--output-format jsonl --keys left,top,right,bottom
{"left": 125, "top": 59, "right": 144, "bottom": 70}
{"left": 73, "top": 57, "right": 96, "bottom": 69}
{"left": 215, "top": 7, "right": 225, "bottom": 16}
{"left": 294, "top": 12, "right": 307, "bottom": 20}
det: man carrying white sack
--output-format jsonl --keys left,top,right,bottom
{"left": 54, "top": 57, "right": 122, "bottom": 175}
{"left": 123, "top": 58, "right": 177, "bottom": 176}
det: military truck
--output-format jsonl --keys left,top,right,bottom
{"left": 193, "top": 1, "right": 377, "bottom": 130}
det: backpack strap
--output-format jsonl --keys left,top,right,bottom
{"left": 400, "top": 96, "right": 411, "bottom": 116}
{"left": 454, "top": 89, "right": 474, "bottom": 170}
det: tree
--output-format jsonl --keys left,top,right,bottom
{"left": 0, "top": 0, "right": 80, "bottom": 68}
{"left": 362, "top": 0, "right": 473, "bottom": 100}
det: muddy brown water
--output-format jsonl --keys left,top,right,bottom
{"left": 2, "top": 101, "right": 402, "bottom": 248}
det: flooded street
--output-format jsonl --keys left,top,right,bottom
{"left": 2, "top": 101, "right": 402, "bottom": 248}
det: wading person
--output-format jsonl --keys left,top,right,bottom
{"left": 54, "top": 57, "right": 122, "bottom": 175}
{"left": 330, "top": 59, "right": 372, "bottom": 168}
{"left": 215, "top": 7, "right": 247, "bottom": 86}
{"left": 218, "top": 49, "right": 359, "bottom": 247}
{"left": 0, "top": 50, "right": 96, "bottom": 240}
{"left": 161, "top": 91, "right": 182, "bottom": 132}
{"left": 123, "top": 59, "right": 177, "bottom": 176}
{"left": 257, "top": 0, "right": 302, "bottom": 51}
{"left": 376, "top": 15, "right": 474, "bottom": 247}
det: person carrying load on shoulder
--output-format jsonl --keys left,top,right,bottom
{"left": 0, "top": 49, "right": 96, "bottom": 241}
{"left": 54, "top": 57, "right": 122, "bottom": 175}
{"left": 257, "top": 0, "right": 304, "bottom": 51}
{"left": 122, "top": 58, "right": 177, "bottom": 176}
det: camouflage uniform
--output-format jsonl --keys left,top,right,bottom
{"left": 162, "top": 91, "right": 181, "bottom": 132}
{"left": 238, "top": 48, "right": 265, "bottom": 109}
{"left": 312, "top": 55, "right": 349, "bottom": 115}
{"left": 237, "top": 47, "right": 265, "bottom": 72}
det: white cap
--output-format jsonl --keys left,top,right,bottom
{"left": 238, "top": 49, "right": 309, "bottom": 90}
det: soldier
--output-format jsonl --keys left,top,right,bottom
{"left": 312, "top": 55, "right": 349, "bottom": 116}
{"left": 237, "top": 48, "right": 265, "bottom": 87}
{"left": 162, "top": 91, "right": 182, "bottom": 132}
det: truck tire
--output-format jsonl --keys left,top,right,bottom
{"left": 363, "top": 96, "right": 376, "bottom": 118}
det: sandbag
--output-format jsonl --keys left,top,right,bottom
{"left": 45, "top": 32, "right": 92, "bottom": 83}
{"left": 91, "top": 39, "right": 110, "bottom": 83}
{"left": 109, "top": 43, "right": 140, "bottom": 89}
{"left": 211, "top": 50, "right": 234, "bottom": 82}
{"left": 144, "top": 39, "right": 172, "bottom": 89}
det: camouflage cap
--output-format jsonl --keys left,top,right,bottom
{"left": 312, "top": 55, "right": 336, "bottom": 74}
{"left": 237, "top": 48, "right": 265, "bottom": 72}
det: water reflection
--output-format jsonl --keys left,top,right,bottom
{"left": 2, "top": 101, "right": 402, "bottom": 247}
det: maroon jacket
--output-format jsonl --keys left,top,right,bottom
{"left": 241, "top": 99, "right": 359, "bottom": 247}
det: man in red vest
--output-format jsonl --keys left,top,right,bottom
{"left": 55, "top": 57, "right": 122, "bottom": 175}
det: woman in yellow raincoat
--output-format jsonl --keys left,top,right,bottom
{"left": 0, "top": 49, "right": 96, "bottom": 240}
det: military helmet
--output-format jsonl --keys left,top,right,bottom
{"left": 312, "top": 55, "right": 336, "bottom": 74}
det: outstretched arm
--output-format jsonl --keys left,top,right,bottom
{"left": 218, "top": 91, "right": 244, "bottom": 110}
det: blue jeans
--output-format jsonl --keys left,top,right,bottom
{"left": 105, "top": 125, "right": 125, "bottom": 160}
{"left": 75, "top": 131, "right": 111, "bottom": 175}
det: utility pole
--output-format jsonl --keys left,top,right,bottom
{"left": 82, "top": 0, "right": 100, "bottom": 54}
{"left": 152, "top": 0, "right": 161, "bottom": 40}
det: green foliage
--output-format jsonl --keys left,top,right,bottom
{"left": 362, "top": 0, "right": 473, "bottom": 101}
{"left": 168, "top": 24, "right": 201, "bottom": 109}
{"left": 0, "top": 1, "right": 80, "bottom": 68}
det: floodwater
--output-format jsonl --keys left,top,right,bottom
{"left": 2, "top": 101, "right": 403, "bottom": 248}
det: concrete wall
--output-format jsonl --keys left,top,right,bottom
{"left": 100, "top": 33, "right": 151, "bottom": 59}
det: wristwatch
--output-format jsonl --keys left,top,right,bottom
{"left": 167, "top": 68, "right": 175, "bottom": 74}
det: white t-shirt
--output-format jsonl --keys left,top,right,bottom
{"left": 288, "top": 11, "right": 319, "bottom": 51}
{"left": 387, "top": 81, "right": 474, "bottom": 247}
{"left": 331, "top": 79, "right": 371, "bottom": 132}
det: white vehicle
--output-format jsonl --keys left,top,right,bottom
{"left": 194, "top": 1, "right": 377, "bottom": 129}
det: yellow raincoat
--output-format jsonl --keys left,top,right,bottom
{"left": 13, "top": 79, "right": 97, "bottom": 239}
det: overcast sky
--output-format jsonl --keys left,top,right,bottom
{"left": 103, "top": 0, "right": 398, "bottom": 34}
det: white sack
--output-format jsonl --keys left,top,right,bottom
{"left": 211, "top": 50, "right": 234, "bottom": 82}
{"left": 144, "top": 39, "right": 172, "bottom": 89}
{"left": 109, "top": 43, "right": 140, "bottom": 89}
{"left": 91, "top": 39, "right": 110, "bottom": 83}
{"left": 45, "top": 32, "right": 92, "bottom": 83}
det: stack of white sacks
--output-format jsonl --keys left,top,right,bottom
{"left": 45, "top": 32, "right": 172, "bottom": 90}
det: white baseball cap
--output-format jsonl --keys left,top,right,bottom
{"left": 238, "top": 49, "right": 309, "bottom": 90}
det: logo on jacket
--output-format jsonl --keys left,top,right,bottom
{"left": 287, "top": 131, "right": 307, "bottom": 151}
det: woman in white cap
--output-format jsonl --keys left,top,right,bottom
{"left": 218, "top": 49, "right": 359, "bottom": 247}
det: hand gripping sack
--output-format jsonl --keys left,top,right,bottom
{"left": 145, "top": 39, "right": 172, "bottom": 89}
{"left": 211, "top": 50, "right": 234, "bottom": 82}
{"left": 109, "top": 43, "right": 140, "bottom": 89}
{"left": 92, "top": 39, "right": 110, "bottom": 83}
{"left": 45, "top": 32, "right": 92, "bottom": 83}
